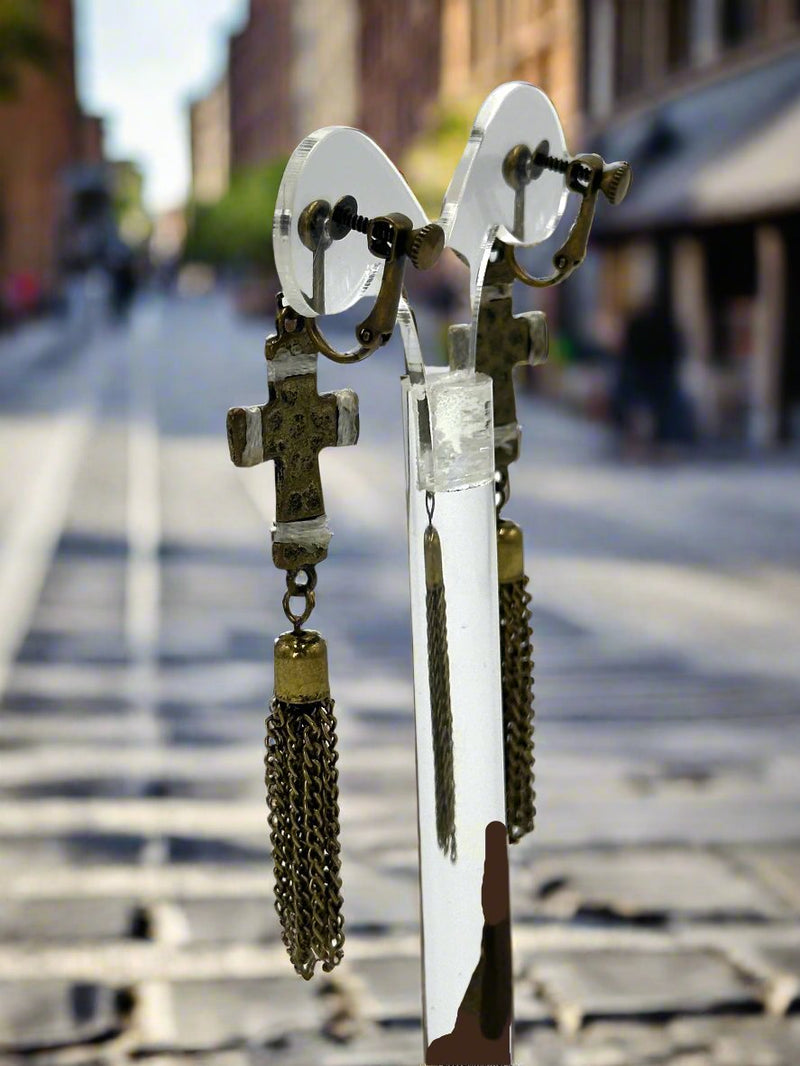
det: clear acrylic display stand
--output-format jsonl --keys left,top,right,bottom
{"left": 403, "top": 367, "right": 510, "bottom": 1060}
{"left": 268, "top": 96, "right": 574, "bottom": 1062}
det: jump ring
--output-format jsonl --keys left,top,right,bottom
{"left": 282, "top": 587, "right": 316, "bottom": 628}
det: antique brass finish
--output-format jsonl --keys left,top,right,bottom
{"left": 423, "top": 493, "right": 456, "bottom": 862}
{"left": 409, "top": 222, "right": 446, "bottom": 271}
{"left": 268, "top": 625, "right": 345, "bottom": 978}
{"left": 273, "top": 629, "right": 331, "bottom": 704}
{"left": 496, "top": 515, "right": 536, "bottom": 844}
{"left": 281, "top": 565, "right": 318, "bottom": 629}
{"left": 501, "top": 145, "right": 631, "bottom": 287}
{"left": 266, "top": 687, "right": 345, "bottom": 979}
{"left": 226, "top": 300, "right": 359, "bottom": 571}
{"left": 424, "top": 524, "right": 444, "bottom": 589}
{"left": 503, "top": 140, "right": 553, "bottom": 236}
{"left": 469, "top": 241, "right": 548, "bottom": 474}
{"left": 299, "top": 196, "right": 444, "bottom": 363}
{"left": 472, "top": 219, "right": 550, "bottom": 847}
{"left": 229, "top": 293, "right": 352, "bottom": 980}
{"left": 298, "top": 199, "right": 332, "bottom": 252}
{"left": 496, "top": 520, "right": 525, "bottom": 585}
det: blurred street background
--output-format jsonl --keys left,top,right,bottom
{"left": 1, "top": 1, "right": 800, "bottom": 1063}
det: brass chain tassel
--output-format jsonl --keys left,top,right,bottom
{"left": 497, "top": 518, "right": 536, "bottom": 843}
{"left": 424, "top": 493, "right": 457, "bottom": 861}
{"left": 266, "top": 581, "right": 345, "bottom": 979}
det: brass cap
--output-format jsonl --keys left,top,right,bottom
{"left": 497, "top": 519, "right": 525, "bottom": 584}
{"left": 424, "top": 525, "right": 444, "bottom": 589}
{"left": 273, "top": 630, "right": 330, "bottom": 704}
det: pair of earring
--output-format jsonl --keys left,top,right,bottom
{"left": 227, "top": 83, "right": 631, "bottom": 979}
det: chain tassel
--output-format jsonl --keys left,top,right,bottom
{"left": 266, "top": 629, "right": 345, "bottom": 979}
{"left": 424, "top": 494, "right": 457, "bottom": 861}
{"left": 497, "top": 519, "right": 536, "bottom": 843}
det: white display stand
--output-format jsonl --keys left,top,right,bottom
{"left": 404, "top": 372, "right": 515, "bottom": 1065}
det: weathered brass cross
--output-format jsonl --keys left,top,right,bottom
{"left": 227, "top": 305, "right": 359, "bottom": 569}
{"left": 449, "top": 244, "right": 548, "bottom": 470}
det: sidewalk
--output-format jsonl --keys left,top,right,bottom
{"left": 0, "top": 294, "right": 797, "bottom": 1063}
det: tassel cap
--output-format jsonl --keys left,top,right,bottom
{"left": 273, "top": 630, "right": 330, "bottom": 703}
{"left": 424, "top": 525, "right": 444, "bottom": 589}
{"left": 497, "top": 519, "right": 525, "bottom": 584}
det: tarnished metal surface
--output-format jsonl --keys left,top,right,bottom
{"left": 498, "top": 519, "right": 536, "bottom": 844}
{"left": 267, "top": 627, "right": 345, "bottom": 980}
{"left": 500, "top": 146, "right": 632, "bottom": 287}
{"left": 273, "top": 629, "right": 330, "bottom": 704}
{"left": 424, "top": 519, "right": 456, "bottom": 863}
{"left": 469, "top": 252, "right": 548, "bottom": 471}
{"left": 298, "top": 197, "right": 444, "bottom": 362}
{"left": 226, "top": 303, "right": 359, "bottom": 569}
{"left": 470, "top": 253, "right": 541, "bottom": 850}
{"left": 496, "top": 519, "right": 525, "bottom": 585}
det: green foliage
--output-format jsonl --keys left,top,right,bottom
{"left": 111, "top": 161, "right": 151, "bottom": 245}
{"left": 402, "top": 99, "right": 482, "bottom": 218}
{"left": 0, "top": 0, "right": 59, "bottom": 100}
{"left": 183, "top": 160, "right": 286, "bottom": 271}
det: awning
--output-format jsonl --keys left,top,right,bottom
{"left": 593, "top": 48, "right": 800, "bottom": 235}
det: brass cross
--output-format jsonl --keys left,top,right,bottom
{"left": 448, "top": 246, "right": 548, "bottom": 470}
{"left": 475, "top": 247, "right": 548, "bottom": 468}
{"left": 227, "top": 307, "right": 359, "bottom": 569}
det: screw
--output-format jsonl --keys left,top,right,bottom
{"left": 330, "top": 195, "right": 371, "bottom": 239}
{"left": 533, "top": 142, "right": 569, "bottom": 176}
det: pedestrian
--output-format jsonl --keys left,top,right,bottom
{"left": 614, "top": 298, "right": 694, "bottom": 452}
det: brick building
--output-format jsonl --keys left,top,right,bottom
{"left": 228, "top": 0, "right": 293, "bottom": 170}
{"left": 440, "top": 0, "right": 581, "bottom": 140}
{"left": 292, "top": 0, "right": 358, "bottom": 139}
{"left": 358, "top": 0, "right": 443, "bottom": 162}
{"left": 201, "top": 0, "right": 358, "bottom": 187}
{"left": 0, "top": 0, "right": 102, "bottom": 310}
{"left": 190, "top": 74, "right": 230, "bottom": 204}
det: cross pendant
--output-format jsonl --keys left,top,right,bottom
{"left": 227, "top": 305, "right": 359, "bottom": 569}
{"left": 475, "top": 244, "right": 548, "bottom": 470}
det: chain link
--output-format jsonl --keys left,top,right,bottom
{"left": 425, "top": 490, "right": 435, "bottom": 526}
{"left": 499, "top": 572, "right": 536, "bottom": 842}
{"left": 282, "top": 565, "right": 318, "bottom": 629}
{"left": 266, "top": 695, "right": 345, "bottom": 979}
{"left": 495, "top": 467, "right": 511, "bottom": 514}
{"left": 427, "top": 579, "right": 457, "bottom": 861}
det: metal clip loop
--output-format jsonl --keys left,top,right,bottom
{"left": 502, "top": 146, "right": 631, "bottom": 288}
{"left": 298, "top": 197, "right": 444, "bottom": 363}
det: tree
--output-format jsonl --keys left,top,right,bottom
{"left": 183, "top": 159, "right": 286, "bottom": 272}
{"left": 401, "top": 100, "right": 482, "bottom": 219}
{"left": 0, "top": 0, "right": 58, "bottom": 100}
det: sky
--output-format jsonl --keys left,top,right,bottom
{"left": 75, "top": 0, "right": 248, "bottom": 213}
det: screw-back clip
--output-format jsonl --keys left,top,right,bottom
{"left": 501, "top": 141, "right": 631, "bottom": 288}
{"left": 298, "top": 196, "right": 445, "bottom": 363}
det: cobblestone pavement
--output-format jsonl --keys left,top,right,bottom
{"left": 1, "top": 294, "right": 799, "bottom": 1065}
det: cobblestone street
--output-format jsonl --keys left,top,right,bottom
{"left": 1, "top": 294, "right": 799, "bottom": 1065}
